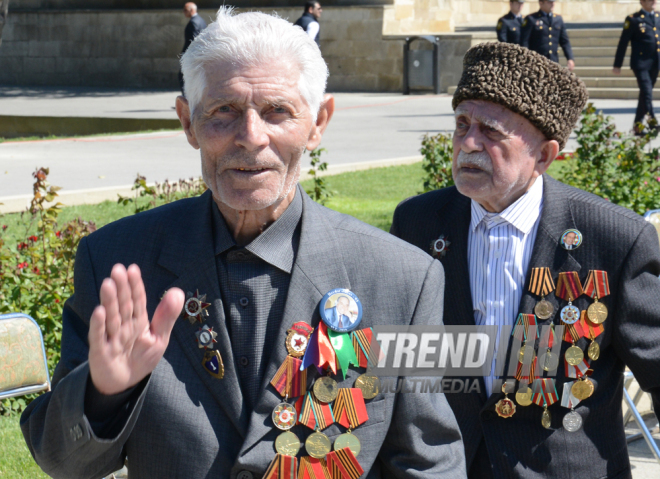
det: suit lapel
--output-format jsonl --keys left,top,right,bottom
{"left": 158, "top": 191, "right": 249, "bottom": 438}
{"left": 238, "top": 191, "right": 351, "bottom": 458}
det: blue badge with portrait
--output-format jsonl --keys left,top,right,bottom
{"left": 319, "top": 288, "right": 362, "bottom": 333}
{"left": 560, "top": 229, "right": 583, "bottom": 251}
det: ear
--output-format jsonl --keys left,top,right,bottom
{"left": 306, "top": 94, "right": 335, "bottom": 151}
{"left": 536, "top": 139, "right": 560, "bottom": 175}
{"left": 175, "top": 96, "right": 200, "bottom": 150}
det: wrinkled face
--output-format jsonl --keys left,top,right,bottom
{"left": 452, "top": 100, "right": 548, "bottom": 212}
{"left": 186, "top": 61, "right": 316, "bottom": 211}
{"left": 564, "top": 232, "right": 576, "bottom": 245}
{"left": 641, "top": 0, "right": 657, "bottom": 12}
{"left": 539, "top": 0, "right": 554, "bottom": 14}
{"left": 336, "top": 297, "right": 350, "bottom": 315}
{"left": 310, "top": 3, "right": 323, "bottom": 20}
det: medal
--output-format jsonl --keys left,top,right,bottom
{"left": 334, "top": 388, "right": 369, "bottom": 429}
{"left": 298, "top": 392, "right": 335, "bottom": 430}
{"left": 334, "top": 431, "right": 361, "bottom": 457}
{"left": 587, "top": 340, "right": 600, "bottom": 361}
{"left": 275, "top": 431, "right": 301, "bottom": 456}
{"left": 516, "top": 385, "right": 533, "bottom": 407}
{"left": 326, "top": 447, "right": 364, "bottom": 478}
{"left": 560, "top": 305, "right": 580, "bottom": 324}
{"left": 319, "top": 289, "right": 363, "bottom": 333}
{"left": 354, "top": 374, "right": 380, "bottom": 400}
{"left": 202, "top": 350, "right": 224, "bottom": 379}
{"left": 529, "top": 267, "right": 556, "bottom": 320}
{"left": 541, "top": 406, "right": 552, "bottom": 429}
{"left": 519, "top": 344, "right": 535, "bottom": 364}
{"left": 542, "top": 350, "right": 559, "bottom": 371}
{"left": 556, "top": 272, "right": 583, "bottom": 325}
{"left": 532, "top": 378, "right": 558, "bottom": 428}
{"left": 270, "top": 356, "right": 308, "bottom": 398}
{"left": 351, "top": 327, "right": 376, "bottom": 369}
{"left": 313, "top": 376, "right": 338, "bottom": 403}
{"left": 560, "top": 229, "right": 583, "bottom": 251}
{"left": 272, "top": 402, "right": 297, "bottom": 430}
{"left": 584, "top": 270, "right": 610, "bottom": 324}
{"left": 306, "top": 430, "right": 332, "bottom": 459}
{"left": 565, "top": 345, "right": 584, "bottom": 366}
{"left": 195, "top": 324, "right": 218, "bottom": 349}
{"left": 285, "top": 321, "right": 314, "bottom": 357}
{"left": 495, "top": 384, "right": 516, "bottom": 418}
{"left": 182, "top": 290, "right": 211, "bottom": 324}
{"left": 430, "top": 234, "right": 451, "bottom": 258}
{"left": 562, "top": 410, "right": 583, "bottom": 432}
{"left": 571, "top": 377, "right": 594, "bottom": 400}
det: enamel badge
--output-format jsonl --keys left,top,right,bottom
{"left": 182, "top": 290, "right": 211, "bottom": 324}
{"left": 203, "top": 350, "right": 224, "bottom": 379}
{"left": 430, "top": 235, "right": 450, "bottom": 258}
{"left": 196, "top": 324, "right": 218, "bottom": 349}
{"left": 286, "top": 321, "right": 314, "bottom": 357}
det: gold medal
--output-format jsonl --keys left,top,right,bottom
{"left": 515, "top": 386, "right": 533, "bottom": 406}
{"left": 587, "top": 301, "right": 608, "bottom": 324}
{"left": 313, "top": 376, "right": 338, "bottom": 403}
{"left": 518, "top": 344, "right": 535, "bottom": 364}
{"left": 541, "top": 406, "right": 552, "bottom": 429}
{"left": 571, "top": 378, "right": 594, "bottom": 400}
{"left": 495, "top": 384, "right": 516, "bottom": 418}
{"left": 275, "top": 431, "right": 301, "bottom": 456}
{"left": 542, "top": 350, "right": 559, "bottom": 371}
{"left": 354, "top": 374, "right": 380, "bottom": 400}
{"left": 334, "top": 431, "right": 361, "bottom": 457}
{"left": 588, "top": 340, "right": 600, "bottom": 361}
{"left": 306, "top": 430, "right": 331, "bottom": 459}
{"left": 564, "top": 345, "right": 584, "bottom": 366}
{"left": 534, "top": 299, "right": 554, "bottom": 320}
{"left": 272, "top": 402, "right": 297, "bottom": 430}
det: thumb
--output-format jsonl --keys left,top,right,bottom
{"left": 151, "top": 287, "right": 185, "bottom": 340}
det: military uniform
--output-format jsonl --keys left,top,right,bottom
{"left": 614, "top": 9, "right": 660, "bottom": 128}
{"left": 521, "top": 10, "right": 573, "bottom": 63}
{"left": 496, "top": 12, "right": 523, "bottom": 45}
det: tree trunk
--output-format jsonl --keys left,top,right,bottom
{"left": 0, "top": 0, "right": 9, "bottom": 47}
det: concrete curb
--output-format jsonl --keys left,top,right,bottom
{"left": 0, "top": 156, "right": 423, "bottom": 214}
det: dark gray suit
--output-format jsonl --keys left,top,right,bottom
{"left": 21, "top": 189, "right": 466, "bottom": 479}
{"left": 391, "top": 175, "right": 660, "bottom": 479}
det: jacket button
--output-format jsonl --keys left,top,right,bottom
{"left": 237, "top": 472, "right": 254, "bottom": 479}
{"left": 239, "top": 297, "right": 249, "bottom": 307}
{"left": 240, "top": 356, "right": 249, "bottom": 367}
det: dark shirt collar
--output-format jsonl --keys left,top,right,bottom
{"left": 211, "top": 186, "right": 303, "bottom": 273}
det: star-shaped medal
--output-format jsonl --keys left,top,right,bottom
{"left": 430, "top": 234, "right": 451, "bottom": 258}
{"left": 182, "top": 290, "right": 211, "bottom": 324}
{"left": 196, "top": 324, "right": 218, "bottom": 349}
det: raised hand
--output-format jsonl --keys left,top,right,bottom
{"left": 88, "top": 263, "right": 185, "bottom": 395}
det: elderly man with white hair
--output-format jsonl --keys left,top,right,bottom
{"left": 392, "top": 42, "right": 660, "bottom": 478}
{"left": 21, "top": 8, "right": 465, "bottom": 479}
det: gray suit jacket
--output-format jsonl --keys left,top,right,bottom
{"left": 391, "top": 175, "right": 660, "bottom": 479}
{"left": 21, "top": 189, "right": 466, "bottom": 479}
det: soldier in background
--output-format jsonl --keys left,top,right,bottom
{"left": 522, "top": 0, "right": 575, "bottom": 71}
{"left": 497, "top": 1, "right": 525, "bottom": 45}
{"left": 613, "top": 0, "right": 660, "bottom": 135}
{"left": 179, "top": 3, "right": 207, "bottom": 94}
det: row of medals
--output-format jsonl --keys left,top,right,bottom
{"left": 272, "top": 337, "right": 381, "bottom": 460}
{"left": 496, "top": 292, "right": 607, "bottom": 433}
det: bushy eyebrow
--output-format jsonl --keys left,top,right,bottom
{"left": 454, "top": 108, "right": 507, "bottom": 133}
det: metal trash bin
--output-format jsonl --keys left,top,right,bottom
{"left": 403, "top": 36, "right": 440, "bottom": 95}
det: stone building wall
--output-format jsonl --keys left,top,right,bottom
{"left": 0, "top": 6, "right": 404, "bottom": 91}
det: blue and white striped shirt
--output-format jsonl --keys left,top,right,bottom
{"left": 468, "top": 175, "right": 544, "bottom": 396}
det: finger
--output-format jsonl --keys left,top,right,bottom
{"left": 151, "top": 288, "right": 185, "bottom": 341}
{"left": 100, "top": 277, "right": 121, "bottom": 338}
{"left": 127, "top": 264, "right": 147, "bottom": 322}
{"left": 111, "top": 264, "right": 134, "bottom": 325}
{"left": 89, "top": 305, "right": 107, "bottom": 349}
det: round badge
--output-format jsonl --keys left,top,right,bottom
{"left": 560, "top": 229, "right": 583, "bottom": 251}
{"left": 354, "top": 374, "right": 381, "bottom": 400}
{"left": 562, "top": 410, "right": 583, "bottom": 433}
{"left": 319, "top": 289, "right": 362, "bottom": 333}
{"left": 495, "top": 398, "right": 516, "bottom": 418}
{"left": 272, "top": 402, "right": 297, "bottom": 430}
{"left": 275, "top": 431, "right": 301, "bottom": 456}
{"left": 515, "top": 387, "right": 533, "bottom": 407}
{"left": 542, "top": 351, "right": 560, "bottom": 372}
{"left": 306, "top": 431, "right": 332, "bottom": 459}
{"left": 587, "top": 302, "right": 608, "bottom": 324}
{"left": 430, "top": 234, "right": 451, "bottom": 258}
{"left": 560, "top": 304, "right": 580, "bottom": 325}
{"left": 565, "top": 345, "right": 584, "bottom": 366}
{"left": 313, "top": 376, "right": 338, "bottom": 403}
{"left": 534, "top": 299, "right": 554, "bottom": 320}
{"left": 518, "top": 344, "right": 535, "bottom": 364}
{"left": 334, "top": 432, "right": 362, "bottom": 457}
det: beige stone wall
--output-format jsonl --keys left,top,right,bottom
{"left": 384, "top": 0, "right": 642, "bottom": 35}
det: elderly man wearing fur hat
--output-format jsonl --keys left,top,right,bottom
{"left": 392, "top": 42, "right": 660, "bottom": 478}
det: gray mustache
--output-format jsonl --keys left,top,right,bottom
{"left": 455, "top": 150, "right": 493, "bottom": 173}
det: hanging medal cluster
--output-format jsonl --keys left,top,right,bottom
{"left": 181, "top": 290, "right": 225, "bottom": 379}
{"left": 495, "top": 232, "right": 610, "bottom": 434}
{"left": 265, "top": 288, "right": 379, "bottom": 479}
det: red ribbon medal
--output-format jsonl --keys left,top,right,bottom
{"left": 298, "top": 392, "right": 335, "bottom": 430}
{"left": 333, "top": 388, "right": 369, "bottom": 429}
{"left": 351, "top": 328, "right": 374, "bottom": 368}
{"left": 264, "top": 454, "right": 298, "bottom": 479}
{"left": 271, "top": 356, "right": 307, "bottom": 398}
{"left": 326, "top": 448, "right": 364, "bottom": 479}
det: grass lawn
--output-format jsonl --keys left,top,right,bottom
{"left": 0, "top": 159, "right": 568, "bottom": 475}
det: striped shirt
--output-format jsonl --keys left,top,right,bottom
{"left": 468, "top": 175, "right": 544, "bottom": 396}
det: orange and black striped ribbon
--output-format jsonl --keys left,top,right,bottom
{"left": 351, "top": 328, "right": 373, "bottom": 368}
{"left": 298, "top": 457, "right": 331, "bottom": 479}
{"left": 516, "top": 355, "right": 539, "bottom": 382}
{"left": 583, "top": 270, "right": 610, "bottom": 299}
{"left": 298, "top": 392, "right": 334, "bottom": 430}
{"left": 584, "top": 315, "right": 605, "bottom": 339}
{"left": 556, "top": 272, "right": 583, "bottom": 302}
{"left": 270, "top": 356, "right": 307, "bottom": 398}
{"left": 511, "top": 313, "right": 537, "bottom": 342}
{"left": 529, "top": 267, "right": 555, "bottom": 297}
{"left": 563, "top": 310, "right": 588, "bottom": 343}
{"left": 326, "top": 448, "right": 364, "bottom": 479}
{"left": 264, "top": 454, "right": 298, "bottom": 479}
{"left": 333, "top": 388, "right": 369, "bottom": 429}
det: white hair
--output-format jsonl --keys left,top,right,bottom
{"left": 180, "top": 7, "right": 329, "bottom": 120}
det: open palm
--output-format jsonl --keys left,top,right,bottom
{"left": 88, "top": 264, "right": 185, "bottom": 395}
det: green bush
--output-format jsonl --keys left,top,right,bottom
{"left": 420, "top": 132, "right": 455, "bottom": 193}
